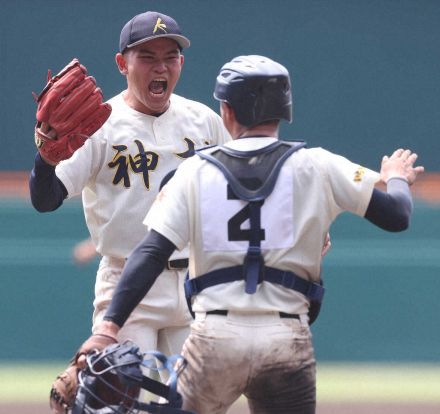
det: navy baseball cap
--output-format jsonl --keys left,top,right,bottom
{"left": 119, "top": 11, "right": 190, "bottom": 53}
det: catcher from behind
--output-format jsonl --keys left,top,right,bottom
{"left": 33, "top": 58, "right": 111, "bottom": 165}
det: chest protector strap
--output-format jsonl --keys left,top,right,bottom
{"left": 186, "top": 140, "right": 324, "bottom": 307}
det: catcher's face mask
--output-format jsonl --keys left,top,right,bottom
{"left": 71, "top": 341, "right": 194, "bottom": 414}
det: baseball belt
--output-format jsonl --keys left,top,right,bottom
{"left": 167, "top": 258, "right": 189, "bottom": 270}
{"left": 206, "top": 310, "right": 300, "bottom": 319}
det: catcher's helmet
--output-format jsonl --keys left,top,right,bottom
{"left": 72, "top": 341, "right": 194, "bottom": 414}
{"left": 213, "top": 55, "right": 292, "bottom": 127}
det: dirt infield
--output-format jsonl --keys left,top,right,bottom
{"left": 2, "top": 401, "right": 440, "bottom": 414}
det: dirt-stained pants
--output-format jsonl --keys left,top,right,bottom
{"left": 179, "top": 311, "right": 316, "bottom": 414}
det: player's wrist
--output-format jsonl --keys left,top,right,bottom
{"left": 95, "top": 320, "right": 120, "bottom": 341}
{"left": 386, "top": 176, "right": 409, "bottom": 184}
{"left": 383, "top": 175, "right": 408, "bottom": 184}
{"left": 39, "top": 153, "right": 59, "bottom": 167}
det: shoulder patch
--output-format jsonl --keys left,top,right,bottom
{"left": 353, "top": 166, "right": 366, "bottom": 182}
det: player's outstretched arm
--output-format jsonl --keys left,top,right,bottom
{"left": 364, "top": 148, "right": 424, "bottom": 232}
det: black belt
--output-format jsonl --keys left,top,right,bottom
{"left": 167, "top": 258, "right": 189, "bottom": 270}
{"left": 206, "top": 310, "right": 300, "bottom": 320}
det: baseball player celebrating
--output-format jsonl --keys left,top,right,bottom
{"left": 29, "top": 11, "right": 231, "bottom": 413}
{"left": 65, "top": 55, "right": 423, "bottom": 413}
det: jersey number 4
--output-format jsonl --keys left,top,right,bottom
{"left": 227, "top": 185, "right": 265, "bottom": 242}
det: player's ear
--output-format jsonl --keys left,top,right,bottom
{"left": 221, "top": 102, "right": 236, "bottom": 124}
{"left": 220, "top": 102, "right": 237, "bottom": 137}
{"left": 115, "top": 53, "right": 128, "bottom": 75}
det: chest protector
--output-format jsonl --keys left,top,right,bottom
{"left": 185, "top": 140, "right": 325, "bottom": 324}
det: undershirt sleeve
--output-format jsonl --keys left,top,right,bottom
{"left": 29, "top": 153, "right": 67, "bottom": 212}
{"left": 364, "top": 178, "right": 413, "bottom": 232}
{"left": 104, "top": 229, "right": 176, "bottom": 327}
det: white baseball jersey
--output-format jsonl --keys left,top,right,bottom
{"left": 145, "top": 137, "right": 380, "bottom": 315}
{"left": 55, "top": 92, "right": 231, "bottom": 258}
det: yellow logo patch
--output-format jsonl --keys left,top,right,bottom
{"left": 354, "top": 166, "right": 365, "bottom": 182}
{"left": 153, "top": 18, "right": 167, "bottom": 34}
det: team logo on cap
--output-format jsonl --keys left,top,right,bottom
{"left": 153, "top": 18, "right": 167, "bottom": 34}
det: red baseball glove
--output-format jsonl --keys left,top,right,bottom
{"left": 33, "top": 59, "right": 112, "bottom": 165}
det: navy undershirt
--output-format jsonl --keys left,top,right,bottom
{"left": 365, "top": 178, "right": 413, "bottom": 232}
{"left": 29, "top": 153, "right": 67, "bottom": 211}
{"left": 104, "top": 229, "right": 176, "bottom": 327}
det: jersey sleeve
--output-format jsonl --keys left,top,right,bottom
{"left": 313, "top": 148, "right": 380, "bottom": 217}
{"left": 143, "top": 158, "right": 194, "bottom": 250}
{"left": 55, "top": 138, "right": 97, "bottom": 198}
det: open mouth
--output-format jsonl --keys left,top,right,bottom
{"left": 149, "top": 79, "right": 168, "bottom": 96}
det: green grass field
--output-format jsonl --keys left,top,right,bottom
{"left": 1, "top": 363, "right": 439, "bottom": 404}
{"left": 317, "top": 363, "right": 440, "bottom": 403}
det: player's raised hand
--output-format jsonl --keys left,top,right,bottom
{"left": 33, "top": 58, "right": 111, "bottom": 166}
{"left": 380, "top": 148, "right": 424, "bottom": 185}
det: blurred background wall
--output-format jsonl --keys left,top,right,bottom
{"left": 1, "top": 0, "right": 439, "bottom": 362}
{"left": 1, "top": 198, "right": 439, "bottom": 362}
{"left": 2, "top": 0, "right": 440, "bottom": 172}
